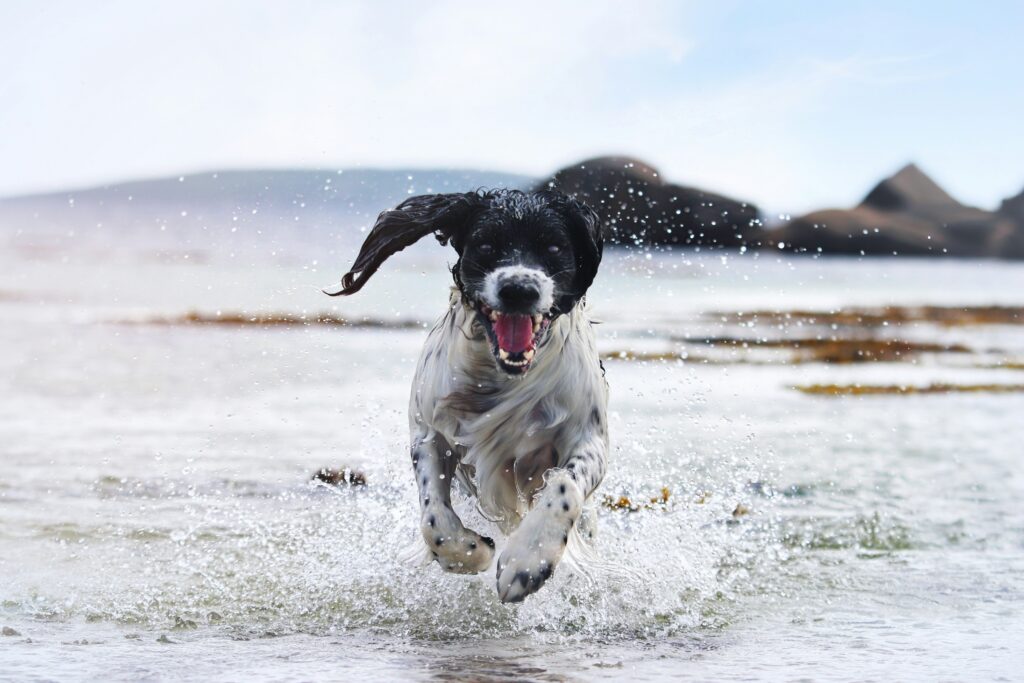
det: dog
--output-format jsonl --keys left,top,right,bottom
{"left": 327, "top": 189, "right": 608, "bottom": 603}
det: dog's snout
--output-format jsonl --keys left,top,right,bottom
{"left": 483, "top": 266, "right": 554, "bottom": 314}
{"left": 498, "top": 281, "right": 540, "bottom": 311}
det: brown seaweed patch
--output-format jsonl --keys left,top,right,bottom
{"left": 681, "top": 336, "right": 970, "bottom": 364}
{"left": 599, "top": 350, "right": 734, "bottom": 364}
{"left": 794, "top": 383, "right": 1024, "bottom": 396}
{"left": 601, "top": 350, "right": 765, "bottom": 365}
{"left": 710, "top": 305, "right": 1024, "bottom": 328}
{"left": 601, "top": 487, "right": 671, "bottom": 512}
{"left": 977, "top": 361, "right": 1024, "bottom": 371}
{"left": 601, "top": 350, "right": 685, "bottom": 362}
{"left": 311, "top": 467, "right": 367, "bottom": 487}
{"left": 120, "top": 310, "right": 426, "bottom": 330}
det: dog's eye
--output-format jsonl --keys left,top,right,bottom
{"left": 478, "top": 243, "right": 494, "bottom": 254}
{"left": 547, "top": 245, "right": 561, "bottom": 254}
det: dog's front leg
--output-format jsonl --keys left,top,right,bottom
{"left": 496, "top": 435, "right": 607, "bottom": 603}
{"left": 412, "top": 433, "right": 495, "bottom": 574}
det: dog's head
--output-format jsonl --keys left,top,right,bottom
{"left": 328, "top": 189, "right": 603, "bottom": 375}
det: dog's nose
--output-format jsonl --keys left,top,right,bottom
{"left": 498, "top": 282, "right": 540, "bottom": 311}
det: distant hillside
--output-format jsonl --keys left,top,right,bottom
{"left": 0, "top": 168, "right": 533, "bottom": 211}
{"left": 3, "top": 161, "right": 1022, "bottom": 259}
{"left": 0, "top": 168, "right": 533, "bottom": 252}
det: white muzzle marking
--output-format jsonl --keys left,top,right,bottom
{"left": 482, "top": 265, "right": 554, "bottom": 313}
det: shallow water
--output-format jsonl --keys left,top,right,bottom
{"left": 1, "top": 234, "right": 1023, "bottom": 681}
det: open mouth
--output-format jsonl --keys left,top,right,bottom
{"left": 476, "top": 303, "right": 553, "bottom": 374}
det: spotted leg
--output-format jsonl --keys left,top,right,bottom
{"left": 412, "top": 432, "right": 494, "bottom": 574}
{"left": 496, "top": 433, "right": 607, "bottom": 603}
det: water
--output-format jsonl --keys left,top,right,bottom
{"left": 1, "top": 233, "right": 1023, "bottom": 681}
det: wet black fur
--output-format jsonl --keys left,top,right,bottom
{"left": 330, "top": 189, "right": 603, "bottom": 316}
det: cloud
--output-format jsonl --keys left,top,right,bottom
{"left": 0, "top": 1, "right": 695, "bottom": 195}
{"left": 0, "top": 1, "right": 1021, "bottom": 212}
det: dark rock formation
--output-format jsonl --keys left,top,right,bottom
{"left": 537, "top": 156, "right": 761, "bottom": 247}
{"left": 995, "top": 189, "right": 1024, "bottom": 258}
{"left": 770, "top": 163, "right": 1024, "bottom": 258}
{"left": 311, "top": 467, "right": 367, "bottom": 487}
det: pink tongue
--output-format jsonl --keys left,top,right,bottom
{"left": 494, "top": 314, "right": 534, "bottom": 354}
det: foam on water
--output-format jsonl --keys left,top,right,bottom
{"left": 5, "top": 437, "right": 780, "bottom": 643}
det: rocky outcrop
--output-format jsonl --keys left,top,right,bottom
{"left": 537, "top": 156, "right": 761, "bottom": 247}
{"left": 995, "top": 189, "right": 1024, "bottom": 258}
{"left": 770, "top": 164, "right": 1024, "bottom": 258}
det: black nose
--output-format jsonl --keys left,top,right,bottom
{"left": 498, "top": 282, "right": 540, "bottom": 311}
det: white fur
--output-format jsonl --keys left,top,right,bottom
{"left": 408, "top": 288, "right": 609, "bottom": 602}
{"left": 481, "top": 265, "right": 555, "bottom": 313}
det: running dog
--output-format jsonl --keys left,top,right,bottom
{"left": 328, "top": 189, "right": 608, "bottom": 603}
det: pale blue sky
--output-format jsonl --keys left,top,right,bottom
{"left": 1, "top": 1, "right": 1021, "bottom": 212}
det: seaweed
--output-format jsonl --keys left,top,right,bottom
{"left": 709, "top": 305, "right": 1024, "bottom": 328}
{"left": 118, "top": 310, "right": 425, "bottom": 330}
{"left": 601, "top": 487, "right": 671, "bottom": 512}
{"left": 311, "top": 467, "right": 368, "bottom": 487}
{"left": 793, "top": 383, "right": 1024, "bottom": 396}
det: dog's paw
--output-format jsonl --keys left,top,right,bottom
{"left": 495, "top": 548, "right": 556, "bottom": 603}
{"left": 495, "top": 475, "right": 583, "bottom": 602}
{"left": 422, "top": 510, "right": 495, "bottom": 574}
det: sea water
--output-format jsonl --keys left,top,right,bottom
{"left": 1, "top": 236, "right": 1022, "bottom": 681}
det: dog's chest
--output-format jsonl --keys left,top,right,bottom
{"left": 445, "top": 374, "right": 566, "bottom": 448}
{"left": 448, "top": 382, "right": 567, "bottom": 520}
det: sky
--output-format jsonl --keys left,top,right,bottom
{"left": 1, "top": 0, "right": 1022, "bottom": 213}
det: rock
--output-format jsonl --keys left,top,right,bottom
{"left": 771, "top": 163, "right": 1024, "bottom": 258}
{"left": 998, "top": 188, "right": 1024, "bottom": 224}
{"left": 995, "top": 189, "right": 1024, "bottom": 258}
{"left": 861, "top": 162, "right": 959, "bottom": 210}
{"left": 2, "top": 626, "right": 20, "bottom": 636}
{"left": 311, "top": 467, "right": 367, "bottom": 487}
{"left": 537, "top": 156, "right": 761, "bottom": 248}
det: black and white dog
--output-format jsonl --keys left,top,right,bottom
{"left": 329, "top": 189, "right": 608, "bottom": 602}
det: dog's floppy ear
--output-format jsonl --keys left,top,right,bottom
{"left": 545, "top": 192, "right": 603, "bottom": 309}
{"left": 566, "top": 197, "right": 603, "bottom": 296}
{"left": 326, "top": 192, "right": 484, "bottom": 296}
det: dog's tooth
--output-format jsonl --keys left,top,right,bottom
{"left": 498, "top": 349, "right": 509, "bottom": 360}
{"left": 532, "top": 314, "right": 542, "bottom": 325}
{"left": 523, "top": 349, "right": 535, "bottom": 361}
{"left": 490, "top": 311, "right": 499, "bottom": 322}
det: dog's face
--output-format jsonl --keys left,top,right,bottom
{"left": 330, "top": 189, "right": 603, "bottom": 376}
{"left": 456, "top": 195, "right": 588, "bottom": 375}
